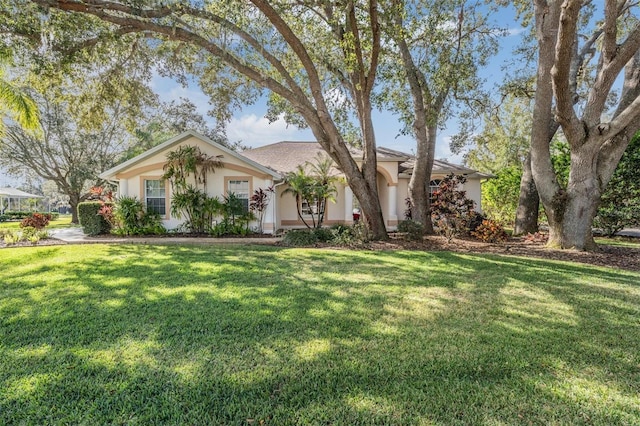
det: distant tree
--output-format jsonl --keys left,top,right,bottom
{"left": 0, "top": 54, "right": 156, "bottom": 223}
{"left": 122, "top": 98, "right": 235, "bottom": 161}
{"left": 2, "top": 99, "right": 132, "bottom": 224}
{"left": 594, "top": 132, "right": 640, "bottom": 236}
{"left": 462, "top": 97, "right": 532, "bottom": 174}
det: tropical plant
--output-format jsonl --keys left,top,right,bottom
{"left": 162, "top": 145, "right": 223, "bottom": 191}
{"left": 430, "top": 174, "right": 476, "bottom": 241}
{"left": 0, "top": 51, "right": 39, "bottom": 135}
{"left": 19, "top": 212, "right": 51, "bottom": 230}
{"left": 209, "top": 193, "right": 254, "bottom": 237}
{"left": 250, "top": 186, "right": 275, "bottom": 234}
{"left": 282, "top": 155, "right": 339, "bottom": 229}
{"left": 162, "top": 144, "right": 224, "bottom": 234}
{"left": 471, "top": 219, "right": 508, "bottom": 243}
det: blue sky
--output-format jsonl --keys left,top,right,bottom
{"left": 150, "top": 19, "right": 524, "bottom": 164}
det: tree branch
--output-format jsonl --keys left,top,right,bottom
{"left": 551, "top": 0, "right": 584, "bottom": 144}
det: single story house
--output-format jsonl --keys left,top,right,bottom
{"left": 99, "top": 130, "right": 489, "bottom": 233}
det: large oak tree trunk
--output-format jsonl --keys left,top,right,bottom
{"left": 408, "top": 125, "right": 436, "bottom": 233}
{"left": 514, "top": 152, "right": 539, "bottom": 235}
{"left": 552, "top": 147, "right": 600, "bottom": 250}
{"left": 354, "top": 92, "right": 388, "bottom": 240}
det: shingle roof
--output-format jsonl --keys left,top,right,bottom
{"left": 242, "top": 141, "right": 491, "bottom": 178}
{"left": 242, "top": 142, "right": 412, "bottom": 175}
{"left": 241, "top": 142, "right": 327, "bottom": 174}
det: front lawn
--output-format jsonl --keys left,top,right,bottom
{"left": 1, "top": 244, "right": 639, "bottom": 425}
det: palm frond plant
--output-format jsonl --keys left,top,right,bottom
{"left": 162, "top": 144, "right": 224, "bottom": 233}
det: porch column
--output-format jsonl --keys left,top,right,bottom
{"left": 263, "top": 179, "right": 276, "bottom": 234}
{"left": 118, "top": 180, "right": 128, "bottom": 198}
{"left": 387, "top": 184, "right": 398, "bottom": 229}
{"left": 344, "top": 185, "right": 353, "bottom": 224}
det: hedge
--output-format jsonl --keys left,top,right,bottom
{"left": 0, "top": 211, "right": 60, "bottom": 221}
{"left": 78, "top": 202, "right": 112, "bottom": 235}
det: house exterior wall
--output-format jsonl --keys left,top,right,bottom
{"left": 114, "top": 136, "right": 276, "bottom": 232}
{"left": 107, "top": 133, "right": 487, "bottom": 234}
{"left": 464, "top": 178, "right": 482, "bottom": 213}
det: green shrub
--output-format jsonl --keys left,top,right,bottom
{"left": 3, "top": 231, "right": 19, "bottom": 245}
{"left": 312, "top": 227, "right": 334, "bottom": 242}
{"left": 481, "top": 166, "right": 522, "bottom": 226}
{"left": 0, "top": 215, "right": 7, "bottom": 222}
{"left": 281, "top": 229, "right": 318, "bottom": 247}
{"left": 78, "top": 202, "right": 113, "bottom": 235}
{"left": 20, "top": 226, "right": 38, "bottom": 241}
{"left": 330, "top": 222, "right": 371, "bottom": 247}
{"left": 397, "top": 220, "right": 424, "bottom": 241}
{"left": 594, "top": 204, "right": 639, "bottom": 237}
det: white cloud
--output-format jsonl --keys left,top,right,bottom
{"left": 436, "top": 135, "right": 465, "bottom": 164}
{"left": 152, "top": 74, "right": 212, "bottom": 116}
{"left": 227, "top": 114, "right": 312, "bottom": 148}
{"left": 507, "top": 27, "right": 526, "bottom": 36}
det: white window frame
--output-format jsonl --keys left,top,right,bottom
{"left": 226, "top": 178, "right": 251, "bottom": 213}
{"left": 144, "top": 178, "right": 167, "bottom": 217}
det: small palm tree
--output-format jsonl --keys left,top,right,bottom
{"left": 162, "top": 145, "right": 223, "bottom": 191}
{"left": 162, "top": 144, "right": 224, "bottom": 233}
{"left": 282, "top": 166, "right": 315, "bottom": 228}
{"left": 282, "top": 154, "right": 340, "bottom": 229}
{"left": 306, "top": 154, "right": 339, "bottom": 227}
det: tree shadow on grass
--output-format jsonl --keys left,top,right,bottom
{"left": 0, "top": 244, "right": 639, "bottom": 424}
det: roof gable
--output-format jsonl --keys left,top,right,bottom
{"left": 100, "top": 131, "right": 281, "bottom": 180}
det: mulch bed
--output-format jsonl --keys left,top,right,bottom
{"left": 365, "top": 235, "right": 640, "bottom": 272}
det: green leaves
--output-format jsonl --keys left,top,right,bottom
{"left": 0, "top": 69, "right": 39, "bottom": 135}
{"left": 283, "top": 154, "right": 340, "bottom": 229}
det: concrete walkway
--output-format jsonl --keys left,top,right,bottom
{"left": 49, "top": 227, "right": 280, "bottom": 245}
{"left": 617, "top": 228, "right": 640, "bottom": 238}
{"left": 49, "top": 226, "right": 639, "bottom": 245}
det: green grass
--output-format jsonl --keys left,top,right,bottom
{"left": 1, "top": 244, "right": 639, "bottom": 425}
{"left": 596, "top": 236, "right": 640, "bottom": 248}
{"left": 0, "top": 214, "right": 75, "bottom": 230}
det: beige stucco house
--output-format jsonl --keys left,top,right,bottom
{"left": 99, "top": 130, "right": 489, "bottom": 233}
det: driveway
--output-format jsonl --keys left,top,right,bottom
{"left": 617, "top": 228, "right": 640, "bottom": 238}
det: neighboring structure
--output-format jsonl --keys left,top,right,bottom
{"left": 99, "top": 131, "right": 490, "bottom": 233}
{"left": 0, "top": 187, "right": 43, "bottom": 214}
